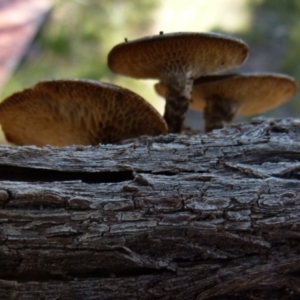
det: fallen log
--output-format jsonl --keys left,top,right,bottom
{"left": 0, "top": 117, "right": 300, "bottom": 299}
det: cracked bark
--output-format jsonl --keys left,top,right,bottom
{"left": 0, "top": 117, "right": 300, "bottom": 300}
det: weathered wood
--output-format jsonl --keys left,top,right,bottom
{"left": 0, "top": 117, "right": 300, "bottom": 299}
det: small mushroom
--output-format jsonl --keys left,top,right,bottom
{"left": 0, "top": 79, "right": 167, "bottom": 146}
{"left": 155, "top": 73, "right": 297, "bottom": 132}
{"left": 107, "top": 32, "right": 248, "bottom": 133}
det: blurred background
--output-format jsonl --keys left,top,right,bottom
{"left": 0, "top": 0, "right": 300, "bottom": 135}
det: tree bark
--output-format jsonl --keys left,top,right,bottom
{"left": 0, "top": 117, "right": 300, "bottom": 300}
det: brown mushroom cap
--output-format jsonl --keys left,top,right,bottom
{"left": 0, "top": 79, "right": 167, "bottom": 147}
{"left": 155, "top": 73, "right": 297, "bottom": 115}
{"left": 108, "top": 32, "right": 249, "bottom": 80}
{"left": 191, "top": 73, "right": 297, "bottom": 114}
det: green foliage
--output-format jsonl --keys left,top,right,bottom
{"left": 2, "top": 0, "right": 300, "bottom": 116}
{"left": 253, "top": 0, "right": 300, "bottom": 17}
{"left": 1, "top": 0, "right": 159, "bottom": 100}
{"left": 240, "top": 0, "right": 300, "bottom": 114}
{"left": 245, "top": 0, "right": 300, "bottom": 63}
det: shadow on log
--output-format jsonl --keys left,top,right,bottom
{"left": 0, "top": 117, "right": 300, "bottom": 299}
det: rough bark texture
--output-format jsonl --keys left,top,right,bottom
{"left": 0, "top": 117, "right": 300, "bottom": 300}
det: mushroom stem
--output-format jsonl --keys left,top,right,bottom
{"left": 204, "top": 96, "right": 238, "bottom": 132}
{"left": 163, "top": 75, "right": 193, "bottom": 133}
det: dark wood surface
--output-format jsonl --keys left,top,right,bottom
{"left": 0, "top": 117, "right": 300, "bottom": 299}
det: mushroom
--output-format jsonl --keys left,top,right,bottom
{"left": 155, "top": 73, "right": 297, "bottom": 132}
{"left": 0, "top": 79, "right": 167, "bottom": 146}
{"left": 107, "top": 32, "right": 249, "bottom": 133}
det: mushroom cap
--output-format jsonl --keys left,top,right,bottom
{"left": 108, "top": 32, "right": 249, "bottom": 80}
{"left": 155, "top": 73, "right": 297, "bottom": 115}
{"left": 191, "top": 73, "right": 297, "bottom": 114}
{"left": 0, "top": 79, "right": 167, "bottom": 147}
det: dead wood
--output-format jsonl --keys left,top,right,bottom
{"left": 0, "top": 117, "right": 300, "bottom": 299}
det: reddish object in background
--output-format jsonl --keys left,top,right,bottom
{"left": 0, "top": 0, "right": 52, "bottom": 94}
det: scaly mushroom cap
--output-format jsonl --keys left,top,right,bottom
{"left": 0, "top": 80, "right": 167, "bottom": 147}
{"left": 191, "top": 73, "right": 297, "bottom": 114}
{"left": 108, "top": 32, "right": 248, "bottom": 80}
{"left": 155, "top": 73, "right": 297, "bottom": 114}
